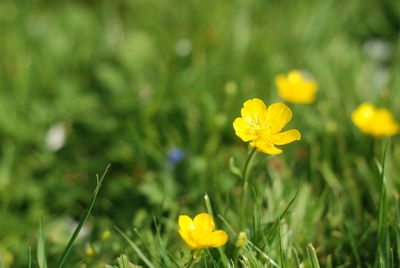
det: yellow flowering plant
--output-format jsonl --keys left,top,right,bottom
{"left": 178, "top": 213, "right": 228, "bottom": 251}
{"left": 352, "top": 102, "right": 399, "bottom": 137}
{"left": 233, "top": 98, "right": 301, "bottom": 154}
{"left": 275, "top": 70, "right": 318, "bottom": 104}
{"left": 232, "top": 98, "right": 301, "bottom": 230}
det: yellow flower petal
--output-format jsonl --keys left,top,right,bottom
{"left": 233, "top": 117, "right": 255, "bottom": 142}
{"left": 178, "top": 215, "right": 194, "bottom": 231}
{"left": 178, "top": 215, "right": 198, "bottom": 249}
{"left": 240, "top": 98, "right": 268, "bottom": 128}
{"left": 251, "top": 139, "right": 282, "bottom": 155}
{"left": 371, "top": 109, "right": 399, "bottom": 137}
{"left": 193, "top": 213, "right": 215, "bottom": 232}
{"left": 191, "top": 230, "right": 213, "bottom": 248}
{"left": 178, "top": 229, "right": 198, "bottom": 249}
{"left": 266, "top": 103, "right": 292, "bottom": 134}
{"left": 270, "top": 129, "right": 301, "bottom": 145}
{"left": 209, "top": 230, "right": 228, "bottom": 247}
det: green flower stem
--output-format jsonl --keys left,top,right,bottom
{"left": 184, "top": 250, "right": 198, "bottom": 268}
{"left": 240, "top": 147, "right": 257, "bottom": 230}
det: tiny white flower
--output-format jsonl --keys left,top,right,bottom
{"left": 46, "top": 123, "right": 66, "bottom": 151}
{"left": 175, "top": 39, "right": 192, "bottom": 57}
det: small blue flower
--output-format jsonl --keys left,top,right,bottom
{"left": 167, "top": 148, "right": 185, "bottom": 165}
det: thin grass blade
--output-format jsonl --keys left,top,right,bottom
{"left": 56, "top": 164, "right": 110, "bottom": 268}
{"left": 375, "top": 141, "right": 390, "bottom": 267}
{"left": 307, "top": 243, "right": 320, "bottom": 268}
{"left": 28, "top": 247, "right": 32, "bottom": 268}
{"left": 37, "top": 215, "right": 47, "bottom": 268}
{"left": 115, "top": 226, "right": 156, "bottom": 268}
{"left": 204, "top": 193, "right": 229, "bottom": 267}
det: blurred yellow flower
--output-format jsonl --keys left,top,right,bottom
{"left": 233, "top": 98, "right": 301, "bottom": 154}
{"left": 178, "top": 213, "right": 228, "bottom": 250}
{"left": 275, "top": 70, "right": 318, "bottom": 103}
{"left": 2, "top": 250, "right": 14, "bottom": 266}
{"left": 352, "top": 102, "right": 399, "bottom": 137}
{"left": 86, "top": 246, "right": 95, "bottom": 256}
{"left": 101, "top": 230, "right": 111, "bottom": 240}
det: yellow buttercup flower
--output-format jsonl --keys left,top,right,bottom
{"left": 352, "top": 102, "right": 399, "bottom": 137}
{"left": 275, "top": 70, "right": 318, "bottom": 104}
{"left": 233, "top": 98, "right": 301, "bottom": 154}
{"left": 178, "top": 213, "right": 228, "bottom": 250}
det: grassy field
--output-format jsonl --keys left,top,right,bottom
{"left": 1, "top": 0, "right": 400, "bottom": 267}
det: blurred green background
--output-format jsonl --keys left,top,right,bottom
{"left": 1, "top": 0, "right": 400, "bottom": 267}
